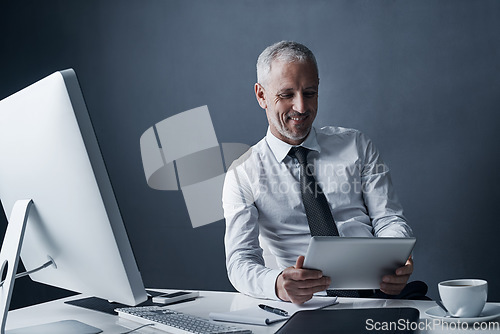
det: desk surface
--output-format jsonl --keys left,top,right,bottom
{"left": 6, "top": 290, "right": 500, "bottom": 333}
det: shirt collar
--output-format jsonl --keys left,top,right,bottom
{"left": 265, "top": 127, "right": 321, "bottom": 163}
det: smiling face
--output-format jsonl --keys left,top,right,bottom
{"left": 255, "top": 60, "right": 319, "bottom": 145}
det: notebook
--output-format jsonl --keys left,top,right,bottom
{"left": 275, "top": 307, "right": 420, "bottom": 334}
{"left": 209, "top": 296, "right": 338, "bottom": 326}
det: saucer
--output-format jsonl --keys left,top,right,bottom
{"left": 425, "top": 303, "right": 500, "bottom": 323}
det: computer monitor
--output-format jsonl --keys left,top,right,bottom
{"left": 0, "top": 69, "right": 147, "bottom": 331}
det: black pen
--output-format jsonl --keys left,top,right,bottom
{"left": 258, "top": 304, "right": 289, "bottom": 317}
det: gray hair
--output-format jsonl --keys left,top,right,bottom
{"left": 256, "top": 41, "right": 318, "bottom": 86}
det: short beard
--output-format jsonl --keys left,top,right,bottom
{"left": 269, "top": 114, "right": 311, "bottom": 142}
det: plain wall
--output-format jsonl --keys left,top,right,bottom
{"left": 1, "top": 0, "right": 499, "bottom": 309}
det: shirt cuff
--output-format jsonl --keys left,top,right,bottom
{"left": 263, "top": 268, "right": 283, "bottom": 300}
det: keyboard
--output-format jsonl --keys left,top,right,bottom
{"left": 116, "top": 305, "right": 252, "bottom": 334}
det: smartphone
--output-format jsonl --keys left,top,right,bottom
{"left": 152, "top": 291, "right": 199, "bottom": 305}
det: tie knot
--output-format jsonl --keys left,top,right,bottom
{"left": 288, "top": 146, "right": 310, "bottom": 165}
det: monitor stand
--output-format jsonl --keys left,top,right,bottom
{"left": 0, "top": 200, "right": 102, "bottom": 334}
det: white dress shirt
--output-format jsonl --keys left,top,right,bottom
{"left": 223, "top": 126, "right": 413, "bottom": 300}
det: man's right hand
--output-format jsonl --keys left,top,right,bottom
{"left": 275, "top": 255, "right": 331, "bottom": 304}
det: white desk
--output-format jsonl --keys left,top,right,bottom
{"left": 6, "top": 290, "right": 500, "bottom": 333}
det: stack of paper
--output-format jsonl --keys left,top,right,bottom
{"left": 209, "top": 296, "right": 338, "bottom": 326}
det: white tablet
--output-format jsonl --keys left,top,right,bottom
{"left": 303, "top": 237, "right": 416, "bottom": 290}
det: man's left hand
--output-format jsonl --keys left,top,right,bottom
{"left": 380, "top": 257, "right": 413, "bottom": 295}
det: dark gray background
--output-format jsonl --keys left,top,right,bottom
{"left": 1, "top": 0, "right": 499, "bottom": 309}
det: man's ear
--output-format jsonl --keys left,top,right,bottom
{"left": 254, "top": 83, "right": 267, "bottom": 109}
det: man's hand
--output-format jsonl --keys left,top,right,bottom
{"left": 380, "top": 257, "right": 413, "bottom": 295}
{"left": 275, "top": 255, "right": 331, "bottom": 304}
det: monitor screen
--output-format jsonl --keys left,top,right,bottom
{"left": 0, "top": 69, "right": 147, "bottom": 307}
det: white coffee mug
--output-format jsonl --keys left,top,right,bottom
{"left": 438, "top": 279, "right": 487, "bottom": 318}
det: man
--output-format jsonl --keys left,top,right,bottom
{"left": 223, "top": 41, "right": 416, "bottom": 304}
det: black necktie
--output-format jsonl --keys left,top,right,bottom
{"left": 288, "top": 146, "right": 339, "bottom": 236}
{"left": 289, "top": 147, "right": 361, "bottom": 298}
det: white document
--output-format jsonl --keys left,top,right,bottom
{"left": 209, "top": 296, "right": 338, "bottom": 326}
